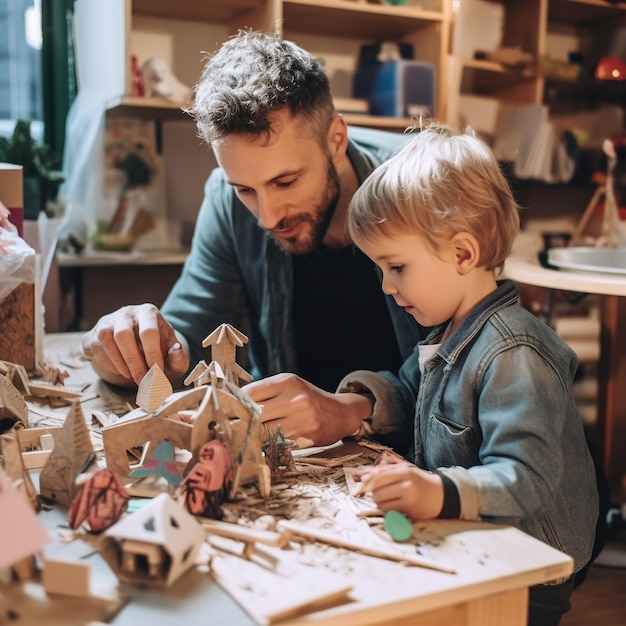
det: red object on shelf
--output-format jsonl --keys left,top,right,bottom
{"left": 131, "top": 55, "right": 145, "bottom": 97}
{"left": 595, "top": 56, "right": 626, "bottom": 81}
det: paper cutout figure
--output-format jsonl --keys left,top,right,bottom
{"left": 39, "top": 400, "right": 95, "bottom": 505}
{"left": 68, "top": 455, "right": 130, "bottom": 533}
{"left": 0, "top": 465, "right": 49, "bottom": 568}
{"left": 129, "top": 439, "right": 181, "bottom": 486}
{"left": 179, "top": 439, "right": 233, "bottom": 520}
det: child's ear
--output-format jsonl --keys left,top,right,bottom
{"left": 451, "top": 232, "right": 480, "bottom": 275}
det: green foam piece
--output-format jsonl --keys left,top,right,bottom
{"left": 384, "top": 510, "right": 413, "bottom": 542}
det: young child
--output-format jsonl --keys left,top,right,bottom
{"left": 342, "top": 122, "right": 598, "bottom": 625}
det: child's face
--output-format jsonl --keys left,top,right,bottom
{"left": 358, "top": 232, "right": 466, "bottom": 329}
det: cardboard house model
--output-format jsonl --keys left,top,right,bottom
{"left": 99, "top": 493, "right": 205, "bottom": 588}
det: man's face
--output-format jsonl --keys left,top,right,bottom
{"left": 212, "top": 113, "right": 341, "bottom": 254}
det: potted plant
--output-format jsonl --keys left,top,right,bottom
{"left": 0, "top": 119, "right": 65, "bottom": 219}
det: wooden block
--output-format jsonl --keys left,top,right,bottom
{"left": 42, "top": 556, "right": 91, "bottom": 597}
{"left": 11, "top": 427, "right": 61, "bottom": 470}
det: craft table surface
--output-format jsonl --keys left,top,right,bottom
{"left": 504, "top": 250, "right": 626, "bottom": 297}
{"left": 18, "top": 332, "right": 575, "bottom": 626}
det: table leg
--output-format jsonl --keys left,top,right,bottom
{"left": 597, "top": 295, "right": 626, "bottom": 500}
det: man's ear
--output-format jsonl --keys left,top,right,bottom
{"left": 451, "top": 232, "right": 480, "bottom": 275}
{"left": 327, "top": 114, "right": 349, "bottom": 161}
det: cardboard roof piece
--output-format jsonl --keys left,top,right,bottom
{"left": 200, "top": 323, "right": 252, "bottom": 387}
{"left": 136, "top": 363, "right": 172, "bottom": 412}
{"left": 39, "top": 400, "right": 95, "bottom": 506}
{"left": 100, "top": 492, "right": 205, "bottom": 587}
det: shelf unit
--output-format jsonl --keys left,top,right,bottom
{"left": 448, "top": 0, "right": 626, "bottom": 130}
{"left": 68, "top": 0, "right": 454, "bottom": 249}
{"left": 115, "top": 0, "right": 451, "bottom": 124}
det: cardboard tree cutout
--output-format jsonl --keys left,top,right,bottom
{"left": 39, "top": 400, "right": 95, "bottom": 506}
{"left": 136, "top": 363, "right": 173, "bottom": 412}
{"left": 201, "top": 323, "right": 252, "bottom": 387}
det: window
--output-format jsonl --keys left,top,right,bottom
{"left": 0, "top": 0, "right": 43, "bottom": 140}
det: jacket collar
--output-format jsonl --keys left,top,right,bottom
{"left": 430, "top": 279, "right": 519, "bottom": 365}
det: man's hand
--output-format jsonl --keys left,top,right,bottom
{"left": 355, "top": 463, "right": 444, "bottom": 520}
{"left": 243, "top": 373, "right": 373, "bottom": 448}
{"left": 81, "top": 303, "right": 189, "bottom": 387}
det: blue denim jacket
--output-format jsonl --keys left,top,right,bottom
{"left": 339, "top": 280, "right": 598, "bottom": 571}
{"left": 161, "top": 126, "right": 422, "bottom": 380}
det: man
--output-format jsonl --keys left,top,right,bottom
{"left": 82, "top": 31, "right": 425, "bottom": 448}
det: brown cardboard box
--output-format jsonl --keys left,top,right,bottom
{"left": 0, "top": 164, "right": 42, "bottom": 372}
{"left": 0, "top": 282, "right": 37, "bottom": 371}
{"left": 0, "top": 163, "right": 24, "bottom": 236}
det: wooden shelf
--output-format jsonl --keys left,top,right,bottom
{"left": 57, "top": 249, "right": 189, "bottom": 268}
{"left": 282, "top": 0, "right": 443, "bottom": 39}
{"left": 341, "top": 113, "right": 415, "bottom": 130}
{"left": 549, "top": 0, "right": 626, "bottom": 24}
{"left": 106, "top": 95, "right": 413, "bottom": 132}
{"left": 131, "top": 0, "right": 444, "bottom": 35}
{"left": 131, "top": 0, "right": 264, "bottom": 23}
{"left": 453, "top": 57, "right": 537, "bottom": 78}
{"left": 106, "top": 96, "right": 192, "bottom": 120}
{"left": 545, "top": 77, "right": 626, "bottom": 113}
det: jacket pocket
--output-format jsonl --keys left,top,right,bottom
{"left": 424, "top": 413, "right": 479, "bottom": 468}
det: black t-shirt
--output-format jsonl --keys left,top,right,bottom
{"left": 292, "top": 245, "right": 402, "bottom": 391}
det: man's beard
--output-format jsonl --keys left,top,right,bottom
{"left": 266, "top": 159, "right": 341, "bottom": 255}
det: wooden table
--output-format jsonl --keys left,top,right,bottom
{"left": 17, "top": 332, "right": 575, "bottom": 626}
{"left": 504, "top": 252, "right": 626, "bottom": 500}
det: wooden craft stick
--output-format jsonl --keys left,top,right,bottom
{"left": 201, "top": 518, "right": 290, "bottom": 548}
{"left": 276, "top": 519, "right": 456, "bottom": 574}
{"left": 356, "top": 508, "right": 385, "bottom": 518}
{"left": 294, "top": 453, "right": 362, "bottom": 467}
{"left": 26, "top": 380, "right": 83, "bottom": 399}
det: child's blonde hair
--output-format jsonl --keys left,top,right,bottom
{"left": 348, "top": 122, "right": 520, "bottom": 273}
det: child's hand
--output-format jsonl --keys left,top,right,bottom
{"left": 355, "top": 463, "right": 444, "bottom": 521}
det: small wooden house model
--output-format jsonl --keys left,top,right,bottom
{"left": 99, "top": 493, "right": 205, "bottom": 587}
